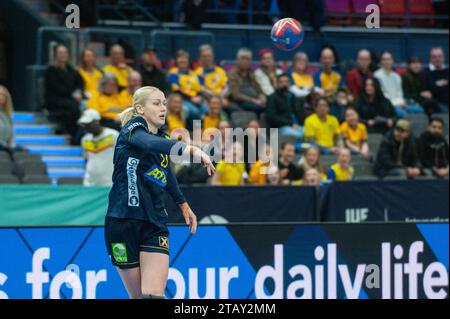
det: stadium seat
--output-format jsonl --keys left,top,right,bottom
{"left": 325, "top": 0, "right": 353, "bottom": 25}
{"left": 22, "top": 175, "right": 52, "bottom": 185}
{"left": 0, "top": 161, "right": 15, "bottom": 175}
{"left": 378, "top": 0, "right": 407, "bottom": 26}
{"left": 383, "top": 175, "right": 408, "bottom": 181}
{"left": 405, "top": 113, "right": 429, "bottom": 137}
{"left": 353, "top": 162, "right": 374, "bottom": 176}
{"left": 0, "top": 175, "right": 20, "bottom": 184}
{"left": 352, "top": 0, "right": 378, "bottom": 25}
{"left": 13, "top": 151, "right": 42, "bottom": 161}
{"left": 259, "top": 113, "right": 268, "bottom": 129}
{"left": 58, "top": 177, "right": 84, "bottom": 185}
{"left": 351, "top": 154, "right": 370, "bottom": 164}
{"left": 0, "top": 151, "right": 11, "bottom": 161}
{"left": 230, "top": 111, "right": 258, "bottom": 129}
{"left": 321, "top": 155, "right": 336, "bottom": 168}
{"left": 410, "top": 0, "right": 434, "bottom": 27}
{"left": 354, "top": 175, "right": 378, "bottom": 181}
{"left": 15, "top": 160, "right": 47, "bottom": 177}
{"left": 278, "top": 135, "right": 298, "bottom": 148}
{"left": 414, "top": 175, "right": 436, "bottom": 181}
{"left": 368, "top": 133, "right": 384, "bottom": 155}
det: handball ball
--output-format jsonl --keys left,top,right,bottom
{"left": 271, "top": 18, "right": 304, "bottom": 51}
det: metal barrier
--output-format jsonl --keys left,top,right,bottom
{"left": 25, "top": 65, "right": 47, "bottom": 112}
{"left": 84, "top": 27, "right": 145, "bottom": 63}
{"left": 36, "top": 26, "right": 85, "bottom": 66}
{"left": 148, "top": 30, "right": 215, "bottom": 62}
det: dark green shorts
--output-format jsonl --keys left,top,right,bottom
{"left": 104, "top": 216, "right": 169, "bottom": 269}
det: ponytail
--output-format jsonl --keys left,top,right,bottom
{"left": 120, "top": 86, "right": 161, "bottom": 126}
{"left": 120, "top": 107, "right": 136, "bottom": 127}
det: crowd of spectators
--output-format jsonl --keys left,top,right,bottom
{"left": 1, "top": 41, "right": 448, "bottom": 186}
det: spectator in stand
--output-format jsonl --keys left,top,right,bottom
{"left": 195, "top": 44, "right": 229, "bottom": 104}
{"left": 168, "top": 50, "right": 208, "bottom": 124}
{"left": 44, "top": 44, "right": 84, "bottom": 145}
{"left": 166, "top": 93, "right": 186, "bottom": 135}
{"left": 103, "top": 44, "right": 134, "bottom": 89}
{"left": 402, "top": 56, "right": 439, "bottom": 117}
{"left": 374, "top": 119, "right": 426, "bottom": 179}
{"left": 297, "top": 146, "right": 327, "bottom": 180}
{"left": 299, "top": 168, "right": 323, "bottom": 186}
{"left": 327, "top": 148, "right": 354, "bottom": 182}
{"left": 304, "top": 97, "right": 342, "bottom": 155}
{"left": 87, "top": 73, "right": 127, "bottom": 131}
{"left": 289, "top": 52, "right": 314, "bottom": 98}
{"left": 0, "top": 85, "right": 13, "bottom": 146}
{"left": 278, "top": 142, "right": 303, "bottom": 184}
{"left": 202, "top": 96, "right": 228, "bottom": 131}
{"left": 212, "top": 142, "right": 246, "bottom": 186}
{"left": 248, "top": 143, "right": 275, "bottom": 185}
{"left": 340, "top": 107, "right": 370, "bottom": 159}
{"left": 228, "top": 48, "right": 266, "bottom": 114}
{"left": 78, "top": 109, "right": 119, "bottom": 186}
{"left": 254, "top": 48, "right": 282, "bottom": 96}
{"left": 119, "top": 71, "right": 143, "bottom": 108}
{"left": 424, "top": 47, "right": 449, "bottom": 113}
{"left": 78, "top": 48, "right": 103, "bottom": 101}
{"left": 346, "top": 49, "right": 373, "bottom": 100}
{"left": 356, "top": 78, "right": 397, "bottom": 134}
{"left": 266, "top": 165, "right": 282, "bottom": 185}
{"left": 417, "top": 117, "right": 449, "bottom": 178}
{"left": 242, "top": 119, "right": 262, "bottom": 172}
{"left": 375, "top": 51, "right": 423, "bottom": 117}
{"left": 330, "top": 88, "right": 353, "bottom": 122}
{"left": 137, "top": 48, "right": 168, "bottom": 93}
{"left": 314, "top": 47, "right": 344, "bottom": 100}
{"left": 266, "top": 73, "right": 305, "bottom": 140}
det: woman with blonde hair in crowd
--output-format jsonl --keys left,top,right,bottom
{"left": 0, "top": 85, "right": 14, "bottom": 146}
{"left": 290, "top": 52, "right": 314, "bottom": 97}
{"left": 166, "top": 93, "right": 186, "bottom": 134}
{"left": 297, "top": 146, "right": 327, "bottom": 181}
{"left": 87, "top": 72, "right": 128, "bottom": 131}
{"left": 78, "top": 48, "right": 103, "bottom": 101}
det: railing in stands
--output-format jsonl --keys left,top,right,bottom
{"left": 94, "top": 0, "right": 448, "bottom": 28}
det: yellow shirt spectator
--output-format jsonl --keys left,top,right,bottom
{"left": 103, "top": 64, "right": 133, "bottom": 88}
{"left": 195, "top": 66, "right": 228, "bottom": 96}
{"left": 328, "top": 163, "right": 354, "bottom": 181}
{"left": 79, "top": 67, "right": 103, "bottom": 100}
{"left": 314, "top": 70, "right": 344, "bottom": 97}
{"left": 166, "top": 114, "right": 185, "bottom": 134}
{"left": 168, "top": 67, "right": 202, "bottom": 97}
{"left": 248, "top": 160, "right": 270, "bottom": 185}
{"left": 340, "top": 122, "right": 368, "bottom": 146}
{"left": 304, "top": 114, "right": 341, "bottom": 148}
{"left": 118, "top": 89, "right": 133, "bottom": 108}
{"left": 87, "top": 93, "right": 127, "bottom": 120}
{"left": 290, "top": 72, "right": 314, "bottom": 91}
{"left": 215, "top": 161, "right": 245, "bottom": 186}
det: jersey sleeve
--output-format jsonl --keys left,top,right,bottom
{"left": 126, "top": 117, "right": 186, "bottom": 155}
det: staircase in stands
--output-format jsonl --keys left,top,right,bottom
{"left": 12, "top": 112, "right": 85, "bottom": 184}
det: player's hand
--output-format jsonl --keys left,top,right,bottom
{"left": 180, "top": 203, "right": 197, "bottom": 234}
{"left": 189, "top": 145, "right": 216, "bottom": 176}
{"left": 200, "top": 152, "right": 216, "bottom": 176}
